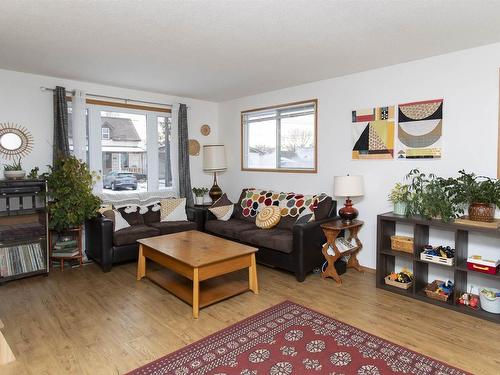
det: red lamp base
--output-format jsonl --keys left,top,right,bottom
{"left": 338, "top": 198, "right": 358, "bottom": 224}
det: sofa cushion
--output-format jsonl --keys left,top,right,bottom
{"left": 205, "top": 219, "right": 256, "bottom": 240}
{"left": 142, "top": 204, "right": 161, "bottom": 224}
{"left": 256, "top": 206, "right": 281, "bottom": 229}
{"left": 113, "top": 224, "right": 160, "bottom": 246}
{"left": 161, "top": 198, "right": 187, "bottom": 221}
{"left": 148, "top": 221, "right": 197, "bottom": 235}
{"left": 209, "top": 193, "right": 234, "bottom": 221}
{"left": 314, "top": 195, "right": 334, "bottom": 220}
{"left": 239, "top": 228, "right": 293, "bottom": 254}
{"left": 117, "top": 207, "right": 144, "bottom": 226}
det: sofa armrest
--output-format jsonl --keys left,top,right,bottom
{"left": 186, "top": 206, "right": 207, "bottom": 231}
{"left": 291, "top": 217, "right": 339, "bottom": 281}
{"left": 85, "top": 216, "right": 114, "bottom": 272}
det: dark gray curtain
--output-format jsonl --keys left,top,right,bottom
{"left": 53, "top": 86, "right": 70, "bottom": 164}
{"left": 178, "top": 104, "right": 193, "bottom": 206}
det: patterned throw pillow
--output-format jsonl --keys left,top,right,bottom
{"left": 209, "top": 193, "right": 234, "bottom": 221}
{"left": 160, "top": 198, "right": 188, "bottom": 222}
{"left": 256, "top": 206, "right": 281, "bottom": 229}
{"left": 102, "top": 209, "right": 131, "bottom": 232}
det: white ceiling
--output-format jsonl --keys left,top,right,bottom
{"left": 1, "top": 0, "right": 500, "bottom": 102}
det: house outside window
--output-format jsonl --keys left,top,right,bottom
{"left": 241, "top": 99, "right": 317, "bottom": 172}
{"left": 67, "top": 100, "right": 172, "bottom": 194}
{"left": 101, "top": 127, "right": 110, "bottom": 140}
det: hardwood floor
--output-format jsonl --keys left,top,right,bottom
{"left": 0, "top": 262, "right": 498, "bottom": 374}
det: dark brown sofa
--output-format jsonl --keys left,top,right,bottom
{"left": 205, "top": 189, "right": 337, "bottom": 281}
{"left": 86, "top": 205, "right": 204, "bottom": 272}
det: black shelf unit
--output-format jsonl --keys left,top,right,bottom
{"left": 377, "top": 212, "right": 499, "bottom": 324}
{"left": 0, "top": 180, "right": 49, "bottom": 284}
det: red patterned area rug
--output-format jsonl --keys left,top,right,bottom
{"left": 128, "top": 301, "right": 469, "bottom": 375}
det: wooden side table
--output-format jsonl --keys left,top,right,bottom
{"left": 48, "top": 226, "right": 84, "bottom": 271}
{"left": 320, "top": 220, "right": 364, "bottom": 284}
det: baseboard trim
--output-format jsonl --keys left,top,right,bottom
{"left": 360, "top": 265, "right": 376, "bottom": 274}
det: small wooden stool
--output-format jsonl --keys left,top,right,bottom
{"left": 320, "top": 220, "right": 364, "bottom": 284}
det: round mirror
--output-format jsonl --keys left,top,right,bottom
{"left": 0, "top": 133, "right": 22, "bottom": 151}
{"left": 0, "top": 123, "right": 34, "bottom": 159}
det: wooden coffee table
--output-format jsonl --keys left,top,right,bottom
{"left": 136, "top": 230, "right": 259, "bottom": 318}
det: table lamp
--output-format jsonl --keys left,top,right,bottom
{"left": 333, "top": 175, "right": 364, "bottom": 223}
{"left": 203, "top": 144, "right": 227, "bottom": 202}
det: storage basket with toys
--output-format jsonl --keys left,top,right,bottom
{"left": 479, "top": 288, "right": 500, "bottom": 314}
{"left": 384, "top": 268, "right": 413, "bottom": 289}
{"left": 424, "top": 280, "right": 454, "bottom": 302}
{"left": 390, "top": 235, "right": 413, "bottom": 254}
{"left": 467, "top": 255, "right": 499, "bottom": 275}
{"left": 420, "top": 245, "right": 455, "bottom": 266}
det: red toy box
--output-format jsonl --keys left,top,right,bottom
{"left": 467, "top": 255, "right": 499, "bottom": 275}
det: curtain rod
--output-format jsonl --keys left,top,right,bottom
{"left": 40, "top": 86, "right": 172, "bottom": 108}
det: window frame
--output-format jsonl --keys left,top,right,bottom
{"left": 240, "top": 99, "right": 318, "bottom": 173}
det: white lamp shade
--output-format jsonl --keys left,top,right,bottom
{"left": 334, "top": 175, "right": 364, "bottom": 197}
{"left": 203, "top": 145, "right": 227, "bottom": 171}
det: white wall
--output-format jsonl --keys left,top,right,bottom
{"left": 0, "top": 69, "right": 219, "bottom": 189}
{"left": 218, "top": 43, "right": 500, "bottom": 270}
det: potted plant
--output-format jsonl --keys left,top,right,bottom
{"left": 45, "top": 155, "right": 101, "bottom": 233}
{"left": 448, "top": 170, "right": 500, "bottom": 222}
{"left": 192, "top": 187, "right": 209, "bottom": 205}
{"left": 3, "top": 157, "right": 26, "bottom": 180}
{"left": 405, "top": 169, "right": 458, "bottom": 222}
{"left": 388, "top": 183, "right": 410, "bottom": 215}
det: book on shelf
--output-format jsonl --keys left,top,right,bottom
{"left": 0, "top": 242, "right": 46, "bottom": 277}
{"left": 53, "top": 239, "right": 77, "bottom": 250}
{"left": 51, "top": 250, "right": 80, "bottom": 258}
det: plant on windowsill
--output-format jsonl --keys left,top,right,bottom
{"left": 447, "top": 170, "right": 500, "bottom": 222}
{"left": 192, "top": 187, "right": 209, "bottom": 205}
{"left": 388, "top": 183, "right": 411, "bottom": 215}
{"left": 45, "top": 155, "right": 102, "bottom": 233}
{"left": 3, "top": 157, "right": 26, "bottom": 180}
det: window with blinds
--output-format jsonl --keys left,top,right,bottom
{"left": 241, "top": 100, "right": 317, "bottom": 172}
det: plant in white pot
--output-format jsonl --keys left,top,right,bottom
{"left": 192, "top": 187, "right": 209, "bottom": 205}
{"left": 3, "top": 157, "right": 26, "bottom": 180}
{"left": 388, "top": 183, "right": 411, "bottom": 215}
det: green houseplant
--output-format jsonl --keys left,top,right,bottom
{"left": 448, "top": 170, "right": 500, "bottom": 222}
{"left": 3, "top": 157, "right": 26, "bottom": 180}
{"left": 192, "top": 187, "right": 209, "bottom": 205}
{"left": 388, "top": 183, "right": 410, "bottom": 215}
{"left": 46, "top": 156, "right": 101, "bottom": 232}
{"left": 404, "top": 169, "right": 459, "bottom": 222}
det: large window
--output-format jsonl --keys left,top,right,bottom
{"left": 241, "top": 100, "right": 317, "bottom": 172}
{"left": 67, "top": 99, "right": 172, "bottom": 194}
{"left": 101, "top": 111, "right": 148, "bottom": 192}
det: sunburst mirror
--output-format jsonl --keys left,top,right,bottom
{"left": 0, "top": 123, "right": 34, "bottom": 159}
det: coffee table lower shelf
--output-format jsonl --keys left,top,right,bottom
{"left": 147, "top": 269, "right": 250, "bottom": 309}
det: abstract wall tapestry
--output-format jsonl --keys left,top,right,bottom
{"left": 397, "top": 99, "right": 443, "bottom": 159}
{"left": 352, "top": 106, "right": 395, "bottom": 160}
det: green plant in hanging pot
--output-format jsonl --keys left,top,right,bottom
{"left": 388, "top": 183, "right": 411, "bottom": 215}
{"left": 449, "top": 170, "right": 500, "bottom": 222}
{"left": 46, "top": 155, "right": 102, "bottom": 232}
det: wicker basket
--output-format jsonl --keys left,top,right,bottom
{"left": 384, "top": 275, "right": 413, "bottom": 290}
{"left": 390, "top": 235, "right": 414, "bottom": 253}
{"left": 424, "top": 280, "right": 450, "bottom": 302}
